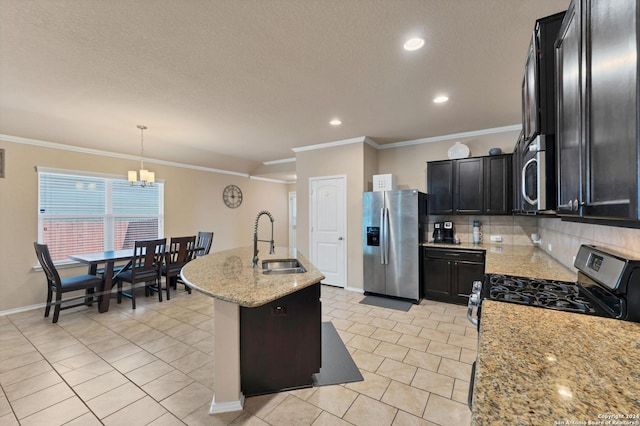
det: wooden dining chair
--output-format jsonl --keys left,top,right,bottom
{"left": 114, "top": 238, "right": 166, "bottom": 309}
{"left": 34, "top": 243, "right": 104, "bottom": 323}
{"left": 162, "top": 235, "right": 196, "bottom": 298}
{"left": 194, "top": 231, "right": 214, "bottom": 257}
{"left": 175, "top": 231, "right": 213, "bottom": 292}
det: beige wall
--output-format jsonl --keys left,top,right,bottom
{"left": 378, "top": 130, "right": 520, "bottom": 191}
{"left": 363, "top": 143, "right": 379, "bottom": 192}
{"left": 295, "top": 143, "right": 367, "bottom": 292}
{"left": 0, "top": 139, "right": 289, "bottom": 312}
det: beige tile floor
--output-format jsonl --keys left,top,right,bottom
{"left": 0, "top": 285, "right": 475, "bottom": 425}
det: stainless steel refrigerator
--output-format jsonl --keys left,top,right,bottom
{"left": 363, "top": 189, "right": 427, "bottom": 302}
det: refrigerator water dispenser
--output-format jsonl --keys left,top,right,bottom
{"left": 366, "top": 227, "right": 380, "bottom": 246}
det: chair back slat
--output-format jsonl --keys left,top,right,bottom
{"left": 167, "top": 236, "right": 196, "bottom": 266}
{"left": 131, "top": 238, "right": 166, "bottom": 280}
{"left": 195, "top": 231, "right": 214, "bottom": 257}
{"left": 34, "top": 243, "right": 62, "bottom": 288}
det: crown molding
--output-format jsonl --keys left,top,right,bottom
{"left": 249, "top": 175, "right": 295, "bottom": 184}
{"left": 287, "top": 125, "right": 520, "bottom": 158}
{"left": 262, "top": 157, "right": 296, "bottom": 165}
{"left": 291, "top": 136, "right": 379, "bottom": 153}
{"left": 377, "top": 124, "right": 522, "bottom": 149}
{"left": 0, "top": 133, "right": 250, "bottom": 178}
{"left": 3, "top": 124, "right": 522, "bottom": 180}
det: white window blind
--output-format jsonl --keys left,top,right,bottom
{"left": 38, "top": 169, "right": 164, "bottom": 262}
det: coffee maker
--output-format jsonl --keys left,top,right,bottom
{"left": 443, "top": 221, "right": 455, "bottom": 243}
{"left": 433, "top": 222, "right": 445, "bottom": 243}
{"left": 433, "top": 221, "right": 455, "bottom": 243}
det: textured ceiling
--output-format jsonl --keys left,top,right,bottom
{"left": 0, "top": 0, "right": 569, "bottom": 176}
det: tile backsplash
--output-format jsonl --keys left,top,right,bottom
{"left": 428, "top": 215, "right": 538, "bottom": 246}
{"left": 428, "top": 215, "right": 640, "bottom": 273}
{"left": 537, "top": 218, "right": 640, "bottom": 271}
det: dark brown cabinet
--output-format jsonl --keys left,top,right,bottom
{"left": 426, "top": 160, "right": 453, "bottom": 215}
{"left": 555, "top": 0, "right": 583, "bottom": 216}
{"left": 484, "top": 155, "right": 513, "bottom": 215}
{"left": 556, "top": 0, "right": 640, "bottom": 221}
{"left": 240, "top": 282, "right": 321, "bottom": 396}
{"left": 427, "top": 155, "right": 512, "bottom": 215}
{"left": 422, "top": 248, "right": 485, "bottom": 305}
{"left": 454, "top": 158, "right": 484, "bottom": 214}
{"left": 512, "top": 135, "right": 525, "bottom": 214}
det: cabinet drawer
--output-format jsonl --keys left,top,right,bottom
{"left": 423, "top": 248, "right": 484, "bottom": 263}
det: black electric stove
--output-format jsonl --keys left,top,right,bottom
{"left": 467, "top": 245, "right": 640, "bottom": 326}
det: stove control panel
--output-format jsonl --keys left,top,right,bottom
{"left": 574, "top": 245, "right": 625, "bottom": 291}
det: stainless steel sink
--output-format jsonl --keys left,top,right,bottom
{"left": 262, "top": 259, "right": 307, "bottom": 274}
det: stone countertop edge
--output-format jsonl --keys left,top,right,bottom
{"left": 472, "top": 300, "right": 640, "bottom": 425}
{"left": 422, "top": 242, "right": 576, "bottom": 282}
{"left": 180, "top": 246, "right": 325, "bottom": 308}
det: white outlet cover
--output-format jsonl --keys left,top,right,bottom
{"left": 548, "top": 243, "right": 552, "bottom": 252}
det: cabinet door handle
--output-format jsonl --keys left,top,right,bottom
{"left": 521, "top": 158, "right": 537, "bottom": 206}
{"left": 584, "top": 199, "right": 630, "bottom": 207}
{"left": 558, "top": 201, "right": 572, "bottom": 210}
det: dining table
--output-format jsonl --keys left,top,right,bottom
{"left": 68, "top": 249, "right": 133, "bottom": 313}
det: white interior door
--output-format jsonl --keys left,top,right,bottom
{"left": 288, "top": 191, "right": 297, "bottom": 249}
{"left": 310, "top": 176, "right": 346, "bottom": 288}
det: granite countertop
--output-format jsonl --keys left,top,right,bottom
{"left": 473, "top": 300, "right": 640, "bottom": 425}
{"left": 422, "top": 242, "right": 576, "bottom": 282}
{"left": 180, "top": 246, "right": 325, "bottom": 307}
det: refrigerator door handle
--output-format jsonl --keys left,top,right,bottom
{"left": 380, "top": 208, "right": 386, "bottom": 264}
{"left": 383, "top": 207, "right": 390, "bottom": 265}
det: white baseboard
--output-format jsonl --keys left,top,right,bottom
{"left": 345, "top": 286, "right": 364, "bottom": 294}
{"left": 0, "top": 303, "right": 45, "bottom": 317}
{"left": 209, "top": 393, "right": 245, "bottom": 414}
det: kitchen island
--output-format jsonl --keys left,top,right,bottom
{"left": 473, "top": 300, "right": 640, "bottom": 425}
{"left": 180, "top": 246, "right": 325, "bottom": 414}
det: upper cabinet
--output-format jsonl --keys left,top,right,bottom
{"left": 427, "top": 154, "right": 512, "bottom": 215}
{"left": 427, "top": 160, "right": 454, "bottom": 215}
{"left": 485, "top": 155, "right": 513, "bottom": 214}
{"left": 523, "top": 12, "right": 565, "bottom": 141}
{"left": 454, "top": 158, "right": 484, "bottom": 215}
{"left": 516, "top": 12, "right": 564, "bottom": 215}
{"left": 556, "top": 0, "right": 640, "bottom": 220}
{"left": 555, "top": 0, "right": 582, "bottom": 215}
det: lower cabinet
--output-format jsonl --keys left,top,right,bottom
{"left": 240, "top": 282, "right": 321, "bottom": 397}
{"left": 423, "top": 248, "right": 485, "bottom": 305}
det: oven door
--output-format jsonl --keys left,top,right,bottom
{"left": 521, "top": 138, "right": 546, "bottom": 212}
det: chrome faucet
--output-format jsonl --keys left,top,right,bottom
{"left": 252, "top": 210, "right": 275, "bottom": 267}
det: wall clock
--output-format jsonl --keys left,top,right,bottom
{"left": 223, "top": 184, "right": 243, "bottom": 208}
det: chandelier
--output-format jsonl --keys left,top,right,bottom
{"left": 128, "top": 125, "right": 155, "bottom": 187}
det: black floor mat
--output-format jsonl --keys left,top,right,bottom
{"left": 312, "top": 322, "right": 363, "bottom": 387}
{"left": 359, "top": 295, "right": 413, "bottom": 312}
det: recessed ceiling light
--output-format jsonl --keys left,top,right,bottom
{"left": 433, "top": 95, "right": 449, "bottom": 104}
{"left": 330, "top": 119, "right": 342, "bottom": 126}
{"left": 404, "top": 38, "right": 425, "bottom": 51}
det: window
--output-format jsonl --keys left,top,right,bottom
{"left": 37, "top": 168, "right": 164, "bottom": 262}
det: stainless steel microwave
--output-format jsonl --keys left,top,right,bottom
{"left": 521, "top": 134, "right": 556, "bottom": 212}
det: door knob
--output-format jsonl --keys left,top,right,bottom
{"left": 338, "top": 237, "right": 344, "bottom": 240}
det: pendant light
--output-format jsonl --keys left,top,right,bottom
{"left": 128, "top": 125, "right": 155, "bottom": 187}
